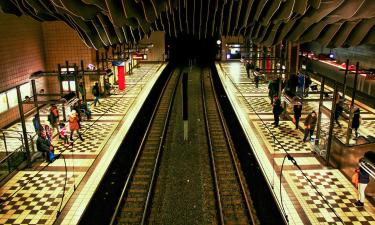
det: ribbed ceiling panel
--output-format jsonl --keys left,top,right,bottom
{"left": 1, "top": 0, "right": 374, "bottom": 49}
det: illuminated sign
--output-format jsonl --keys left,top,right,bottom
{"left": 132, "top": 53, "right": 148, "bottom": 60}
{"left": 366, "top": 74, "right": 375, "bottom": 80}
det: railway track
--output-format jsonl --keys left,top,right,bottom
{"left": 110, "top": 68, "right": 181, "bottom": 225}
{"left": 201, "top": 67, "right": 256, "bottom": 225}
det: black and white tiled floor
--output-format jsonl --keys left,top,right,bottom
{"left": 0, "top": 63, "right": 163, "bottom": 225}
{"left": 218, "top": 62, "right": 375, "bottom": 225}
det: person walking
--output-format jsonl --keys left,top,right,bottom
{"left": 59, "top": 123, "right": 69, "bottom": 146}
{"left": 355, "top": 158, "right": 370, "bottom": 207}
{"left": 36, "top": 130, "right": 54, "bottom": 163}
{"left": 32, "top": 114, "right": 42, "bottom": 133}
{"left": 351, "top": 108, "right": 361, "bottom": 139}
{"left": 303, "top": 111, "right": 317, "bottom": 142}
{"left": 272, "top": 96, "right": 283, "bottom": 127}
{"left": 268, "top": 80, "right": 277, "bottom": 104}
{"left": 69, "top": 110, "right": 84, "bottom": 141}
{"left": 293, "top": 103, "right": 302, "bottom": 130}
{"left": 304, "top": 75, "right": 312, "bottom": 97}
{"left": 92, "top": 82, "right": 100, "bottom": 106}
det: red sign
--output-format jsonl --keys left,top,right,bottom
{"left": 118, "top": 65, "right": 125, "bottom": 90}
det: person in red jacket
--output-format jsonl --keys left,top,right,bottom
{"left": 69, "top": 110, "right": 84, "bottom": 141}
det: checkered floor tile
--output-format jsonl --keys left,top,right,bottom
{"left": 91, "top": 97, "right": 133, "bottom": 114}
{"left": 244, "top": 96, "right": 273, "bottom": 113}
{"left": 284, "top": 169, "right": 375, "bottom": 225}
{"left": 254, "top": 121, "right": 313, "bottom": 154}
{"left": 0, "top": 171, "right": 84, "bottom": 225}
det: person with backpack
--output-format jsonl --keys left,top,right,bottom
{"left": 355, "top": 158, "right": 370, "bottom": 207}
{"left": 48, "top": 104, "right": 59, "bottom": 135}
{"left": 92, "top": 82, "right": 100, "bottom": 106}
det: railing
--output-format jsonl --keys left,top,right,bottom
{"left": 0, "top": 129, "right": 36, "bottom": 182}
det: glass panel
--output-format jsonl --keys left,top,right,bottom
{"left": 62, "top": 81, "right": 70, "bottom": 92}
{"left": 20, "top": 82, "right": 31, "bottom": 100}
{"left": 0, "top": 93, "right": 8, "bottom": 113}
{"left": 69, "top": 81, "right": 76, "bottom": 91}
{"left": 7, "top": 89, "right": 18, "bottom": 108}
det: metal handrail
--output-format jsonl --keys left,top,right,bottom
{"left": 109, "top": 64, "right": 176, "bottom": 225}
{"left": 0, "top": 145, "right": 25, "bottom": 165}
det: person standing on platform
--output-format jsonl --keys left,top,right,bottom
{"left": 355, "top": 158, "right": 370, "bottom": 207}
{"left": 32, "top": 114, "right": 42, "bottom": 133}
{"left": 78, "top": 82, "right": 85, "bottom": 102}
{"left": 304, "top": 75, "right": 312, "bottom": 97}
{"left": 48, "top": 104, "right": 59, "bottom": 135}
{"left": 69, "top": 110, "right": 84, "bottom": 141}
{"left": 303, "top": 111, "right": 317, "bottom": 142}
{"left": 92, "top": 82, "right": 100, "bottom": 106}
{"left": 59, "top": 123, "right": 69, "bottom": 146}
{"left": 254, "top": 73, "right": 260, "bottom": 88}
{"left": 351, "top": 108, "right": 361, "bottom": 139}
{"left": 246, "top": 61, "right": 251, "bottom": 78}
{"left": 293, "top": 102, "right": 302, "bottom": 130}
{"left": 272, "top": 96, "right": 283, "bottom": 127}
{"left": 268, "top": 80, "right": 277, "bottom": 104}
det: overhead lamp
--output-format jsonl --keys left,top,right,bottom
{"left": 217, "top": 40, "right": 221, "bottom": 45}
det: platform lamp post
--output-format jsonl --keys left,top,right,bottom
{"left": 16, "top": 86, "right": 31, "bottom": 167}
{"left": 315, "top": 76, "right": 325, "bottom": 148}
{"left": 345, "top": 62, "right": 360, "bottom": 145}
{"left": 326, "top": 82, "right": 339, "bottom": 166}
{"left": 57, "top": 64, "right": 67, "bottom": 122}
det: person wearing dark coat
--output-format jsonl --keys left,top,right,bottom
{"left": 355, "top": 158, "right": 370, "bottom": 207}
{"left": 293, "top": 104, "right": 302, "bottom": 130}
{"left": 36, "top": 130, "right": 54, "bottom": 162}
{"left": 303, "top": 111, "right": 317, "bottom": 142}
{"left": 272, "top": 96, "right": 283, "bottom": 127}
{"left": 245, "top": 61, "right": 251, "bottom": 78}
{"left": 351, "top": 108, "right": 361, "bottom": 139}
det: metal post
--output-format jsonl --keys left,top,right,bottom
{"left": 73, "top": 64, "right": 79, "bottom": 98}
{"left": 326, "top": 82, "right": 338, "bottom": 166}
{"left": 105, "top": 48, "right": 109, "bottom": 69}
{"left": 58, "top": 64, "right": 67, "bottom": 121}
{"left": 346, "top": 62, "right": 360, "bottom": 144}
{"left": 31, "top": 79, "right": 40, "bottom": 122}
{"left": 101, "top": 53, "right": 105, "bottom": 70}
{"left": 80, "top": 60, "right": 87, "bottom": 102}
{"left": 342, "top": 59, "right": 349, "bottom": 99}
{"left": 65, "top": 61, "right": 71, "bottom": 92}
{"left": 315, "top": 76, "right": 325, "bottom": 145}
{"left": 16, "top": 86, "right": 31, "bottom": 167}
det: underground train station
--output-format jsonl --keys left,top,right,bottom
{"left": 0, "top": 1, "right": 375, "bottom": 224}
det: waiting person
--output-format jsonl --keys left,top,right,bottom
{"left": 48, "top": 104, "right": 59, "bottom": 135}
{"left": 355, "top": 158, "right": 370, "bottom": 207}
{"left": 78, "top": 82, "right": 85, "bottom": 101}
{"left": 69, "top": 110, "right": 84, "bottom": 141}
{"left": 268, "top": 80, "right": 277, "bottom": 104}
{"left": 297, "top": 73, "right": 304, "bottom": 97}
{"left": 36, "top": 130, "right": 54, "bottom": 163}
{"left": 80, "top": 100, "right": 92, "bottom": 119}
{"left": 245, "top": 61, "right": 251, "bottom": 78}
{"left": 254, "top": 73, "right": 260, "bottom": 88}
{"left": 59, "top": 123, "right": 69, "bottom": 146}
{"left": 304, "top": 75, "right": 312, "bottom": 97}
{"left": 272, "top": 96, "right": 283, "bottom": 127}
{"left": 104, "top": 79, "right": 111, "bottom": 96}
{"left": 92, "top": 82, "right": 100, "bottom": 106}
{"left": 293, "top": 103, "right": 302, "bottom": 130}
{"left": 352, "top": 108, "right": 361, "bottom": 139}
{"left": 303, "top": 111, "right": 317, "bottom": 142}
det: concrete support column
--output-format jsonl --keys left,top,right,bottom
{"left": 287, "top": 42, "right": 300, "bottom": 78}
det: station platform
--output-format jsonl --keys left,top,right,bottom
{"left": 216, "top": 61, "right": 375, "bottom": 225}
{"left": 0, "top": 62, "right": 166, "bottom": 225}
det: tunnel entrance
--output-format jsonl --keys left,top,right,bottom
{"left": 166, "top": 35, "right": 218, "bottom": 64}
